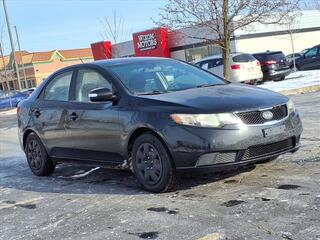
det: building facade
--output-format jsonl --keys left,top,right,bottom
{"left": 0, "top": 48, "right": 93, "bottom": 91}
{"left": 91, "top": 10, "right": 320, "bottom": 63}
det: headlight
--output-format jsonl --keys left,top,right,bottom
{"left": 287, "top": 99, "right": 295, "bottom": 114}
{"left": 170, "top": 113, "right": 243, "bottom": 128}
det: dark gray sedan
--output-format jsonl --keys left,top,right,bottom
{"left": 17, "top": 57, "right": 303, "bottom": 192}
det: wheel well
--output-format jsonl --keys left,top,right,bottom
{"left": 23, "top": 129, "right": 35, "bottom": 149}
{"left": 127, "top": 127, "right": 174, "bottom": 166}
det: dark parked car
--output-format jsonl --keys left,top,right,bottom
{"left": 286, "top": 53, "right": 302, "bottom": 69}
{"left": 295, "top": 44, "right": 320, "bottom": 70}
{"left": 22, "top": 88, "right": 36, "bottom": 96}
{"left": 0, "top": 90, "right": 28, "bottom": 109}
{"left": 18, "top": 58, "right": 302, "bottom": 192}
{"left": 253, "top": 51, "right": 291, "bottom": 81}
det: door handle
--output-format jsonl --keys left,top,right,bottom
{"left": 31, "top": 108, "right": 41, "bottom": 118}
{"left": 70, "top": 112, "right": 78, "bottom": 121}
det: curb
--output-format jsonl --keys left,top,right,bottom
{"left": 279, "top": 84, "right": 320, "bottom": 96}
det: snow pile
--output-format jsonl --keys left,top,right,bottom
{"left": 258, "top": 70, "right": 320, "bottom": 92}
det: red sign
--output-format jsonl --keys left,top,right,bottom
{"left": 90, "top": 41, "right": 112, "bottom": 60}
{"left": 133, "top": 27, "right": 170, "bottom": 58}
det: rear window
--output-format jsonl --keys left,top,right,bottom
{"left": 232, "top": 54, "right": 256, "bottom": 63}
{"left": 267, "top": 52, "right": 286, "bottom": 61}
{"left": 253, "top": 52, "right": 285, "bottom": 62}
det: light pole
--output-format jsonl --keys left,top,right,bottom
{"left": 14, "top": 26, "right": 27, "bottom": 85}
{"left": 2, "top": 0, "right": 22, "bottom": 91}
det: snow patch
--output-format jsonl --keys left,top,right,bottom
{"left": 258, "top": 70, "right": 320, "bottom": 92}
{"left": 69, "top": 167, "right": 100, "bottom": 179}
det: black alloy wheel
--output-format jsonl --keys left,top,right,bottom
{"left": 27, "top": 139, "right": 42, "bottom": 171}
{"left": 132, "top": 133, "right": 176, "bottom": 193}
{"left": 25, "top": 133, "right": 56, "bottom": 176}
{"left": 136, "top": 143, "right": 163, "bottom": 185}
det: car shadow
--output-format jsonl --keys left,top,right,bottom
{"left": 176, "top": 165, "right": 256, "bottom": 191}
{"left": 0, "top": 156, "right": 256, "bottom": 195}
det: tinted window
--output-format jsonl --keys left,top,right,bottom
{"left": 75, "top": 69, "right": 112, "bottom": 102}
{"left": 266, "top": 52, "right": 286, "bottom": 61}
{"left": 44, "top": 71, "right": 72, "bottom": 101}
{"left": 253, "top": 54, "right": 266, "bottom": 62}
{"left": 305, "top": 46, "right": 318, "bottom": 58}
{"left": 232, "top": 54, "right": 256, "bottom": 62}
{"left": 109, "top": 60, "right": 226, "bottom": 94}
{"left": 254, "top": 52, "right": 285, "bottom": 62}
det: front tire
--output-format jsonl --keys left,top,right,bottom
{"left": 25, "top": 133, "right": 55, "bottom": 176}
{"left": 131, "top": 133, "right": 176, "bottom": 193}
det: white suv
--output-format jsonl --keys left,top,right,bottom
{"left": 195, "top": 53, "right": 263, "bottom": 84}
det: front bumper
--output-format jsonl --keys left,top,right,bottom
{"left": 161, "top": 111, "right": 302, "bottom": 170}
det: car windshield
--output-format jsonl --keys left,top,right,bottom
{"left": 108, "top": 60, "right": 227, "bottom": 94}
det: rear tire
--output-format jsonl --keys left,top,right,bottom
{"left": 25, "top": 133, "right": 55, "bottom": 176}
{"left": 131, "top": 133, "right": 176, "bottom": 193}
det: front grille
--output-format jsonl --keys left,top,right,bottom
{"left": 242, "top": 138, "right": 294, "bottom": 160}
{"left": 214, "top": 152, "right": 237, "bottom": 164}
{"left": 236, "top": 104, "right": 287, "bottom": 125}
{"left": 196, "top": 152, "right": 236, "bottom": 166}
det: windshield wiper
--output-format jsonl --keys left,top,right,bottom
{"left": 196, "top": 83, "right": 221, "bottom": 88}
{"left": 137, "top": 90, "right": 168, "bottom": 95}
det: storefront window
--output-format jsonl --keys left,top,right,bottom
{"left": 21, "top": 80, "right": 27, "bottom": 89}
{"left": 185, "top": 44, "right": 222, "bottom": 62}
{"left": 26, "top": 79, "right": 36, "bottom": 88}
{"left": 9, "top": 81, "right": 14, "bottom": 90}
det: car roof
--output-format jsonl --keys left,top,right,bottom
{"left": 93, "top": 57, "right": 175, "bottom": 67}
{"left": 195, "top": 52, "right": 249, "bottom": 63}
{"left": 253, "top": 51, "right": 283, "bottom": 55}
{"left": 50, "top": 57, "right": 177, "bottom": 75}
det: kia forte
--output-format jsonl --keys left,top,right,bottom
{"left": 18, "top": 57, "right": 302, "bottom": 192}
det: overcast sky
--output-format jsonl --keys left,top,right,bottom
{"left": 0, "top": 0, "right": 167, "bottom": 54}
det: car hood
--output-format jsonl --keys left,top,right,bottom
{"left": 138, "top": 83, "right": 288, "bottom": 113}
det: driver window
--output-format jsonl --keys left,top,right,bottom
{"left": 305, "top": 47, "right": 318, "bottom": 58}
{"left": 75, "top": 69, "right": 112, "bottom": 102}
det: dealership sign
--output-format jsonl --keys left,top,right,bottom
{"left": 137, "top": 33, "right": 158, "bottom": 51}
{"left": 90, "top": 41, "right": 112, "bottom": 61}
{"left": 133, "top": 27, "right": 170, "bottom": 58}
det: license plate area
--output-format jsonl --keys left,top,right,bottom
{"left": 263, "top": 125, "right": 286, "bottom": 137}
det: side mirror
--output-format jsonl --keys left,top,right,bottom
{"left": 88, "top": 87, "right": 116, "bottom": 102}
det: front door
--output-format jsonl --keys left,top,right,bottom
{"left": 65, "top": 68, "right": 122, "bottom": 164}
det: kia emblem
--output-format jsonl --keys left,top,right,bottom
{"left": 262, "top": 111, "right": 273, "bottom": 120}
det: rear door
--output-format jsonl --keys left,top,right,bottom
{"left": 65, "top": 67, "right": 122, "bottom": 164}
{"left": 30, "top": 70, "right": 73, "bottom": 157}
{"left": 299, "top": 46, "right": 320, "bottom": 70}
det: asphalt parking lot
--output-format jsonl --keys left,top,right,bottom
{"left": 0, "top": 92, "right": 319, "bottom": 240}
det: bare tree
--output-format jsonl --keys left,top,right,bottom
{"left": 100, "top": 11, "right": 131, "bottom": 57}
{"left": 156, "top": 0, "right": 300, "bottom": 80}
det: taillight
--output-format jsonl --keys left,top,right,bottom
{"left": 17, "top": 106, "right": 21, "bottom": 118}
{"left": 231, "top": 64, "right": 243, "bottom": 70}
{"left": 261, "top": 60, "right": 276, "bottom": 66}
